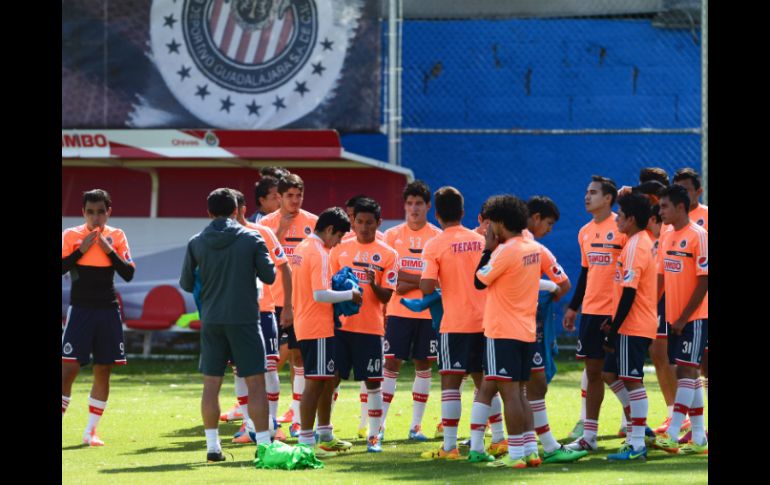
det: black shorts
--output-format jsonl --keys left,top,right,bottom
{"left": 298, "top": 336, "right": 336, "bottom": 380}
{"left": 61, "top": 305, "right": 126, "bottom": 366}
{"left": 260, "top": 312, "right": 279, "bottom": 361}
{"left": 384, "top": 316, "right": 438, "bottom": 361}
{"left": 576, "top": 313, "right": 611, "bottom": 360}
{"left": 483, "top": 337, "right": 535, "bottom": 382}
{"left": 656, "top": 294, "right": 668, "bottom": 338}
{"left": 531, "top": 320, "right": 546, "bottom": 374}
{"left": 603, "top": 334, "right": 651, "bottom": 382}
{"left": 438, "top": 332, "right": 485, "bottom": 375}
{"left": 335, "top": 329, "right": 384, "bottom": 382}
{"left": 669, "top": 319, "right": 708, "bottom": 367}
{"left": 277, "top": 307, "right": 299, "bottom": 350}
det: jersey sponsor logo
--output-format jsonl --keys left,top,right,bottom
{"left": 386, "top": 270, "right": 398, "bottom": 286}
{"left": 327, "top": 359, "right": 335, "bottom": 373}
{"left": 623, "top": 269, "right": 635, "bottom": 283}
{"left": 551, "top": 264, "right": 564, "bottom": 276}
{"left": 283, "top": 246, "right": 296, "bottom": 255}
{"left": 666, "top": 250, "right": 692, "bottom": 258}
{"left": 664, "top": 259, "right": 682, "bottom": 273}
{"left": 606, "top": 232, "right": 614, "bottom": 241}
{"left": 532, "top": 352, "right": 543, "bottom": 366}
{"left": 697, "top": 218, "right": 705, "bottom": 226}
{"left": 522, "top": 252, "right": 540, "bottom": 266}
{"left": 408, "top": 248, "right": 423, "bottom": 254}
{"left": 304, "top": 226, "right": 312, "bottom": 235}
{"left": 106, "top": 236, "right": 114, "bottom": 245}
{"left": 697, "top": 256, "right": 708, "bottom": 270}
{"left": 587, "top": 252, "right": 612, "bottom": 265}
{"left": 590, "top": 243, "right": 622, "bottom": 249}
{"left": 63, "top": 342, "right": 73, "bottom": 355}
{"left": 352, "top": 268, "right": 369, "bottom": 283}
{"left": 273, "top": 246, "right": 284, "bottom": 258}
{"left": 614, "top": 269, "right": 621, "bottom": 283}
{"left": 291, "top": 254, "right": 303, "bottom": 266}
{"left": 399, "top": 256, "right": 424, "bottom": 271}
{"left": 353, "top": 261, "right": 384, "bottom": 272}
{"left": 450, "top": 240, "right": 483, "bottom": 254}
{"left": 123, "top": 251, "right": 133, "bottom": 263}
{"left": 371, "top": 253, "right": 381, "bottom": 263}
{"left": 680, "top": 239, "right": 687, "bottom": 248}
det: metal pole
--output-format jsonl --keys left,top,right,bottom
{"left": 387, "top": 0, "right": 397, "bottom": 165}
{"left": 701, "top": 0, "right": 707, "bottom": 204}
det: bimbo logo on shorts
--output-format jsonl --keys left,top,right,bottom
{"left": 664, "top": 259, "right": 682, "bottom": 272}
{"left": 587, "top": 252, "right": 612, "bottom": 265}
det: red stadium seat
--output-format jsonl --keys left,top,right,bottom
{"left": 115, "top": 290, "right": 126, "bottom": 322}
{"left": 189, "top": 320, "right": 202, "bottom": 331}
{"left": 125, "top": 285, "right": 185, "bottom": 331}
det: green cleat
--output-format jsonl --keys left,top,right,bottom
{"left": 525, "top": 452, "right": 542, "bottom": 467}
{"left": 542, "top": 445, "right": 589, "bottom": 464}
{"left": 568, "top": 419, "right": 585, "bottom": 440}
{"left": 319, "top": 437, "right": 352, "bottom": 452}
{"left": 680, "top": 440, "right": 708, "bottom": 455}
{"left": 487, "top": 455, "right": 527, "bottom": 469}
{"left": 654, "top": 435, "right": 681, "bottom": 454}
{"left": 468, "top": 450, "right": 495, "bottom": 462}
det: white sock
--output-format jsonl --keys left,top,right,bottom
{"left": 583, "top": 419, "right": 598, "bottom": 442}
{"left": 669, "top": 378, "right": 696, "bottom": 438}
{"left": 62, "top": 395, "right": 71, "bottom": 418}
{"left": 530, "top": 399, "right": 560, "bottom": 453}
{"left": 469, "top": 401, "right": 491, "bottom": 453}
{"left": 523, "top": 431, "right": 539, "bottom": 456}
{"left": 489, "top": 393, "right": 505, "bottom": 443}
{"left": 253, "top": 430, "right": 271, "bottom": 445}
{"left": 508, "top": 434, "right": 525, "bottom": 460}
{"left": 690, "top": 379, "right": 707, "bottom": 445}
{"left": 205, "top": 428, "right": 221, "bottom": 452}
{"left": 317, "top": 424, "right": 334, "bottom": 442}
{"left": 703, "top": 377, "right": 708, "bottom": 399}
{"left": 411, "top": 369, "right": 432, "bottom": 430}
{"left": 292, "top": 367, "right": 304, "bottom": 425}
{"left": 580, "top": 369, "right": 588, "bottom": 421}
{"left": 359, "top": 381, "right": 368, "bottom": 429}
{"left": 237, "top": 395, "right": 250, "bottom": 423}
{"left": 667, "top": 405, "right": 674, "bottom": 419}
{"left": 84, "top": 397, "right": 107, "bottom": 437}
{"left": 628, "top": 387, "right": 648, "bottom": 451}
{"left": 367, "top": 387, "right": 383, "bottom": 439}
{"left": 298, "top": 429, "right": 315, "bottom": 446}
{"left": 441, "top": 389, "right": 462, "bottom": 451}
{"left": 265, "top": 361, "right": 280, "bottom": 420}
{"left": 381, "top": 369, "right": 398, "bottom": 427}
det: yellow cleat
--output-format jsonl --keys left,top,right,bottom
{"left": 420, "top": 447, "right": 461, "bottom": 460}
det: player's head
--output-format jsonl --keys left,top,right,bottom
{"left": 228, "top": 189, "right": 248, "bottom": 222}
{"left": 260, "top": 166, "right": 290, "bottom": 180}
{"left": 254, "top": 175, "right": 281, "bottom": 214}
{"left": 207, "top": 188, "right": 237, "bottom": 219}
{"left": 648, "top": 203, "right": 663, "bottom": 238}
{"left": 585, "top": 175, "right": 618, "bottom": 214}
{"left": 616, "top": 192, "right": 652, "bottom": 235}
{"left": 673, "top": 167, "right": 703, "bottom": 210}
{"left": 352, "top": 197, "right": 382, "bottom": 243}
{"left": 278, "top": 173, "right": 305, "bottom": 214}
{"left": 526, "top": 195, "right": 560, "bottom": 239}
{"left": 433, "top": 186, "right": 464, "bottom": 227}
{"left": 345, "top": 194, "right": 369, "bottom": 221}
{"left": 82, "top": 189, "right": 112, "bottom": 229}
{"left": 477, "top": 199, "right": 492, "bottom": 235}
{"left": 315, "top": 207, "right": 351, "bottom": 249}
{"left": 658, "top": 184, "right": 690, "bottom": 226}
{"left": 633, "top": 179, "right": 667, "bottom": 207}
{"left": 403, "top": 180, "right": 431, "bottom": 225}
{"left": 484, "top": 194, "right": 528, "bottom": 240}
{"left": 639, "top": 167, "right": 670, "bottom": 186}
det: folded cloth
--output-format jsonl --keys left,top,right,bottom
{"left": 254, "top": 441, "right": 324, "bottom": 470}
{"left": 400, "top": 289, "right": 444, "bottom": 331}
{"left": 331, "top": 266, "right": 362, "bottom": 327}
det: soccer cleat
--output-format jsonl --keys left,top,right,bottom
{"left": 357, "top": 427, "right": 368, "bottom": 439}
{"left": 565, "top": 437, "right": 598, "bottom": 452}
{"left": 232, "top": 431, "right": 255, "bottom": 444}
{"left": 655, "top": 416, "right": 673, "bottom": 435}
{"left": 206, "top": 450, "right": 226, "bottom": 463}
{"left": 83, "top": 430, "right": 105, "bottom": 447}
{"left": 487, "top": 439, "right": 508, "bottom": 457}
{"left": 622, "top": 426, "right": 656, "bottom": 438}
{"left": 434, "top": 422, "right": 444, "bottom": 439}
{"left": 408, "top": 425, "right": 428, "bottom": 441}
{"left": 487, "top": 455, "right": 527, "bottom": 469}
{"left": 542, "top": 445, "right": 588, "bottom": 464}
{"left": 232, "top": 421, "right": 247, "bottom": 439}
{"left": 459, "top": 438, "right": 471, "bottom": 448}
{"left": 273, "top": 427, "right": 287, "bottom": 442}
{"left": 653, "top": 435, "right": 681, "bottom": 454}
{"left": 468, "top": 450, "right": 495, "bottom": 462}
{"left": 289, "top": 422, "right": 301, "bottom": 438}
{"left": 319, "top": 437, "right": 353, "bottom": 453}
{"left": 681, "top": 418, "right": 692, "bottom": 433}
{"left": 568, "top": 419, "right": 584, "bottom": 440}
{"left": 607, "top": 444, "right": 647, "bottom": 461}
{"left": 313, "top": 446, "right": 338, "bottom": 458}
{"left": 377, "top": 429, "right": 385, "bottom": 442}
{"left": 420, "top": 447, "right": 460, "bottom": 459}
{"left": 276, "top": 408, "right": 293, "bottom": 424}
{"left": 367, "top": 437, "right": 383, "bottom": 453}
{"left": 680, "top": 440, "right": 708, "bottom": 455}
{"left": 525, "top": 452, "right": 542, "bottom": 467}
{"left": 219, "top": 404, "right": 243, "bottom": 422}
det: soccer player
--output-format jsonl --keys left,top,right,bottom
{"left": 292, "top": 207, "right": 361, "bottom": 457}
{"left": 247, "top": 175, "right": 282, "bottom": 224}
{"left": 329, "top": 198, "right": 399, "bottom": 452}
{"left": 381, "top": 181, "right": 442, "bottom": 441}
{"left": 344, "top": 194, "right": 385, "bottom": 242}
{"left": 417, "top": 186, "right": 488, "bottom": 460}
{"left": 473, "top": 200, "right": 492, "bottom": 236}
{"left": 62, "top": 189, "right": 136, "bottom": 446}
{"left": 470, "top": 194, "right": 558, "bottom": 468}
{"left": 564, "top": 176, "right": 630, "bottom": 453}
{"left": 261, "top": 174, "right": 318, "bottom": 436}
{"left": 179, "top": 188, "right": 275, "bottom": 462}
{"left": 653, "top": 185, "right": 708, "bottom": 454}
{"left": 601, "top": 192, "right": 657, "bottom": 461}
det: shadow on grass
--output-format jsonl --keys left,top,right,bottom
{"left": 99, "top": 457, "right": 254, "bottom": 474}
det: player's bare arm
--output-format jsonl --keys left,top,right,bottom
{"left": 279, "top": 264, "right": 294, "bottom": 328}
{"left": 671, "top": 275, "right": 708, "bottom": 334}
{"left": 366, "top": 268, "right": 393, "bottom": 304}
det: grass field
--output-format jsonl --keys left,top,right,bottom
{"left": 62, "top": 356, "right": 708, "bottom": 484}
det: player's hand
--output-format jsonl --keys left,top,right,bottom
{"left": 280, "top": 306, "right": 294, "bottom": 329}
{"left": 671, "top": 319, "right": 687, "bottom": 335}
{"left": 79, "top": 231, "right": 99, "bottom": 254}
{"left": 618, "top": 185, "right": 633, "bottom": 198}
{"left": 277, "top": 213, "right": 295, "bottom": 232}
{"left": 552, "top": 285, "right": 563, "bottom": 302}
{"left": 351, "top": 289, "right": 363, "bottom": 305}
{"left": 365, "top": 268, "right": 377, "bottom": 287}
{"left": 563, "top": 308, "right": 577, "bottom": 331}
{"left": 96, "top": 232, "right": 114, "bottom": 254}
{"left": 484, "top": 223, "right": 499, "bottom": 252}
{"left": 602, "top": 334, "right": 615, "bottom": 354}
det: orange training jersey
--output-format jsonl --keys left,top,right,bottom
{"left": 612, "top": 231, "right": 657, "bottom": 339}
{"left": 260, "top": 209, "right": 318, "bottom": 308}
{"left": 383, "top": 222, "right": 443, "bottom": 319}
{"left": 578, "top": 214, "right": 628, "bottom": 315}
{"left": 62, "top": 224, "right": 134, "bottom": 268}
{"left": 522, "top": 229, "right": 569, "bottom": 284}
{"left": 657, "top": 222, "right": 708, "bottom": 323}
{"left": 476, "top": 236, "right": 542, "bottom": 342}
{"left": 689, "top": 204, "right": 708, "bottom": 231}
{"left": 291, "top": 234, "right": 334, "bottom": 341}
{"left": 246, "top": 222, "right": 288, "bottom": 313}
{"left": 329, "top": 238, "right": 398, "bottom": 335}
{"left": 421, "top": 226, "right": 486, "bottom": 333}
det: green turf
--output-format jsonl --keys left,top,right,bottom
{"left": 62, "top": 357, "right": 708, "bottom": 484}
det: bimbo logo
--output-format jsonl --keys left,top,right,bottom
{"left": 61, "top": 134, "right": 108, "bottom": 148}
{"left": 587, "top": 252, "right": 611, "bottom": 265}
{"left": 664, "top": 259, "right": 682, "bottom": 272}
{"left": 400, "top": 257, "right": 424, "bottom": 271}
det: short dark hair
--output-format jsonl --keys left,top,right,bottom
{"left": 315, "top": 207, "right": 351, "bottom": 234}
{"left": 403, "top": 180, "right": 431, "bottom": 204}
{"left": 254, "top": 175, "right": 279, "bottom": 206}
{"left": 260, "top": 166, "right": 290, "bottom": 179}
{"left": 639, "top": 167, "right": 670, "bottom": 186}
{"left": 635, "top": 180, "right": 667, "bottom": 198}
{"left": 433, "top": 186, "right": 464, "bottom": 223}
{"left": 346, "top": 194, "right": 369, "bottom": 209}
{"left": 278, "top": 173, "right": 304, "bottom": 194}
{"left": 617, "top": 192, "right": 652, "bottom": 230}
{"left": 353, "top": 197, "right": 382, "bottom": 220}
{"left": 591, "top": 175, "right": 619, "bottom": 204}
{"left": 208, "top": 188, "right": 237, "bottom": 217}
{"left": 83, "top": 189, "right": 111, "bottom": 209}
{"left": 660, "top": 184, "right": 691, "bottom": 212}
{"left": 484, "top": 194, "right": 528, "bottom": 233}
{"left": 229, "top": 189, "right": 246, "bottom": 207}
{"left": 527, "top": 195, "right": 560, "bottom": 222}
{"left": 651, "top": 204, "right": 662, "bottom": 224}
{"left": 673, "top": 167, "right": 702, "bottom": 190}
{"left": 479, "top": 199, "right": 492, "bottom": 220}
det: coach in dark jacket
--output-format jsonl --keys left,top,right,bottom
{"left": 180, "top": 188, "right": 276, "bottom": 462}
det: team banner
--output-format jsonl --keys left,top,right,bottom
{"left": 62, "top": 0, "right": 381, "bottom": 131}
